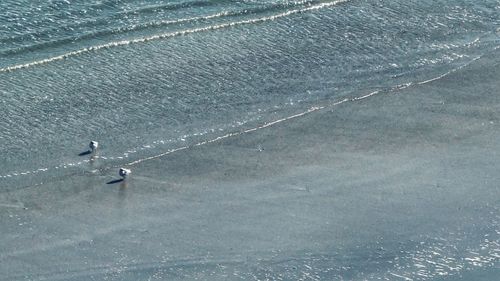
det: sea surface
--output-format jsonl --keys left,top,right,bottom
{"left": 0, "top": 0, "right": 499, "bottom": 280}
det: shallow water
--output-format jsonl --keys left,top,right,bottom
{"left": 0, "top": 0, "right": 499, "bottom": 280}
{"left": 1, "top": 0, "right": 498, "bottom": 187}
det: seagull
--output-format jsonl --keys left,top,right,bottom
{"left": 89, "top": 141, "right": 99, "bottom": 152}
{"left": 119, "top": 168, "right": 131, "bottom": 179}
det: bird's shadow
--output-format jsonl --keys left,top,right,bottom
{"left": 107, "top": 179, "right": 124, "bottom": 185}
{"left": 78, "top": 150, "right": 92, "bottom": 156}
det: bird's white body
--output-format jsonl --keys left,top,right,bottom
{"left": 119, "top": 168, "right": 131, "bottom": 178}
{"left": 89, "top": 141, "right": 99, "bottom": 152}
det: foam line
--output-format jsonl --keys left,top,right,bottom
{"left": 417, "top": 55, "right": 481, "bottom": 85}
{"left": 0, "top": 0, "right": 349, "bottom": 73}
{"left": 389, "top": 273, "right": 413, "bottom": 281}
{"left": 125, "top": 146, "right": 190, "bottom": 166}
{"left": 351, "top": 90, "right": 381, "bottom": 101}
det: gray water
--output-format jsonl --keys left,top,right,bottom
{"left": 1, "top": 0, "right": 499, "bottom": 280}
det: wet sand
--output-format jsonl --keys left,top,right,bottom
{"left": 1, "top": 49, "right": 499, "bottom": 280}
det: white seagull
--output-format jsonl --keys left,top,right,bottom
{"left": 89, "top": 141, "right": 99, "bottom": 152}
{"left": 119, "top": 168, "right": 131, "bottom": 179}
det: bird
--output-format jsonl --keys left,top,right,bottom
{"left": 119, "top": 168, "right": 131, "bottom": 179}
{"left": 89, "top": 141, "right": 99, "bottom": 152}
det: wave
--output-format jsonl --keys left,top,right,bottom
{"left": 0, "top": 0, "right": 349, "bottom": 73}
{"left": 0, "top": 0, "right": 225, "bottom": 42}
{"left": 0, "top": 11, "right": 235, "bottom": 56}
{"left": 0, "top": 0, "right": 319, "bottom": 55}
